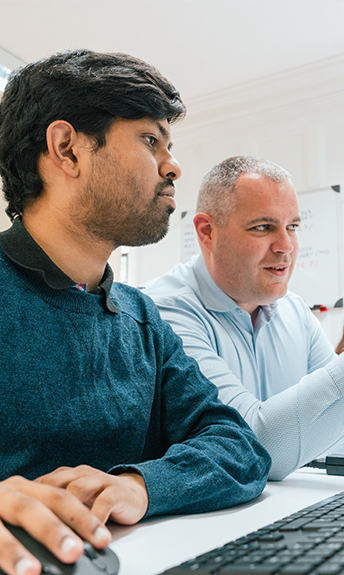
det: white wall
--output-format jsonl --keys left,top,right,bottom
{"left": 0, "top": 191, "right": 9, "bottom": 231}
{"left": 127, "top": 53, "right": 344, "bottom": 288}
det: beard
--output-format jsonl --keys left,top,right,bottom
{"left": 72, "top": 174, "right": 175, "bottom": 248}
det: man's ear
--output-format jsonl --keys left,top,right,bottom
{"left": 45, "top": 121, "right": 81, "bottom": 178}
{"left": 193, "top": 213, "right": 216, "bottom": 252}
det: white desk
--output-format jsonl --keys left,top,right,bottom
{"left": 108, "top": 468, "right": 344, "bottom": 575}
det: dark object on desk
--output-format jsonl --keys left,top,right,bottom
{"left": 0, "top": 523, "right": 120, "bottom": 575}
{"left": 310, "top": 305, "right": 328, "bottom": 312}
{"left": 304, "top": 454, "right": 344, "bottom": 476}
{"left": 159, "top": 490, "right": 344, "bottom": 574}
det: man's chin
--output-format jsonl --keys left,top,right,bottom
{"left": 256, "top": 284, "right": 288, "bottom": 306}
{"left": 129, "top": 221, "right": 171, "bottom": 247}
{"left": 268, "top": 284, "right": 289, "bottom": 303}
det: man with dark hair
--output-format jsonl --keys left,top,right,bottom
{"left": 0, "top": 54, "right": 270, "bottom": 575}
{"left": 146, "top": 155, "right": 344, "bottom": 482}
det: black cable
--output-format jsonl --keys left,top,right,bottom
{"left": 304, "top": 454, "right": 344, "bottom": 476}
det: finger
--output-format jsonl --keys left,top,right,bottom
{"left": 0, "top": 520, "right": 41, "bottom": 575}
{"left": 2, "top": 478, "right": 111, "bottom": 552}
{"left": 46, "top": 475, "right": 128, "bottom": 524}
{"left": 36, "top": 466, "right": 97, "bottom": 489}
{"left": 31, "top": 482, "right": 111, "bottom": 548}
{"left": 90, "top": 474, "right": 148, "bottom": 525}
{"left": 91, "top": 485, "right": 124, "bottom": 524}
{"left": 44, "top": 472, "right": 121, "bottom": 523}
{"left": 35, "top": 467, "right": 71, "bottom": 488}
{"left": 0, "top": 489, "right": 84, "bottom": 565}
{"left": 64, "top": 475, "right": 112, "bottom": 508}
{"left": 91, "top": 485, "right": 147, "bottom": 525}
{"left": 38, "top": 467, "right": 113, "bottom": 511}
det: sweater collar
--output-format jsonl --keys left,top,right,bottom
{"left": 0, "top": 218, "right": 118, "bottom": 314}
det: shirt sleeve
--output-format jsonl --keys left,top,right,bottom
{"left": 153, "top": 295, "right": 344, "bottom": 481}
{"left": 303, "top": 303, "right": 336, "bottom": 372}
{"left": 109, "top": 319, "right": 271, "bottom": 518}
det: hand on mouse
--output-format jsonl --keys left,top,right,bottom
{"left": 0, "top": 475, "right": 111, "bottom": 575}
{"left": 36, "top": 465, "right": 149, "bottom": 525}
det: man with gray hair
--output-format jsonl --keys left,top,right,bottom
{"left": 146, "top": 155, "right": 344, "bottom": 480}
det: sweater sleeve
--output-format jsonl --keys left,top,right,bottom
{"left": 153, "top": 296, "right": 344, "bottom": 481}
{"left": 110, "top": 320, "right": 271, "bottom": 518}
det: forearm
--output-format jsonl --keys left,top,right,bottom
{"left": 110, "top": 406, "right": 271, "bottom": 517}
{"left": 158, "top": 302, "right": 344, "bottom": 481}
{"left": 335, "top": 327, "right": 344, "bottom": 355}
{"left": 245, "top": 355, "right": 344, "bottom": 479}
{"left": 206, "top": 355, "right": 344, "bottom": 480}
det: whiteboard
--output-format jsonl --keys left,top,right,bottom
{"left": 288, "top": 185, "right": 343, "bottom": 308}
{"left": 180, "top": 210, "right": 200, "bottom": 263}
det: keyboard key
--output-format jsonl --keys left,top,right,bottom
{"left": 306, "top": 535, "right": 328, "bottom": 543}
{"left": 316, "top": 564, "right": 343, "bottom": 575}
{"left": 266, "top": 557, "right": 291, "bottom": 566}
{"left": 259, "top": 544, "right": 286, "bottom": 551}
{"left": 279, "top": 550, "right": 305, "bottom": 558}
{"left": 280, "top": 519, "right": 314, "bottom": 531}
{"left": 162, "top": 569, "right": 211, "bottom": 574}
{"left": 222, "top": 550, "right": 247, "bottom": 560}
{"left": 257, "top": 534, "right": 285, "bottom": 542}
{"left": 162, "top": 563, "right": 211, "bottom": 574}
{"left": 279, "top": 563, "right": 316, "bottom": 574}
{"left": 304, "top": 523, "right": 344, "bottom": 530}
{"left": 219, "top": 564, "right": 280, "bottom": 574}
{"left": 328, "top": 557, "right": 344, "bottom": 565}
{"left": 294, "top": 557, "right": 323, "bottom": 566}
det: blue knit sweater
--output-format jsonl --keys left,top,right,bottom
{"left": 0, "top": 245, "right": 271, "bottom": 517}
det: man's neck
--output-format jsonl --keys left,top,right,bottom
{"left": 22, "top": 212, "right": 113, "bottom": 291}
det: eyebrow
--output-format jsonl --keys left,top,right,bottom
{"left": 246, "top": 216, "right": 302, "bottom": 226}
{"left": 148, "top": 119, "right": 174, "bottom": 151}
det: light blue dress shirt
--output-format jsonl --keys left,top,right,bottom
{"left": 145, "top": 254, "right": 344, "bottom": 480}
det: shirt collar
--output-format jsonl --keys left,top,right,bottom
{"left": 0, "top": 218, "right": 118, "bottom": 314}
{"left": 193, "top": 253, "right": 278, "bottom": 318}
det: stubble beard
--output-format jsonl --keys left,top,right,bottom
{"left": 74, "top": 178, "right": 175, "bottom": 248}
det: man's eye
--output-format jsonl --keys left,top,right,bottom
{"left": 288, "top": 224, "right": 299, "bottom": 231}
{"left": 144, "top": 135, "right": 157, "bottom": 146}
{"left": 252, "top": 225, "right": 269, "bottom": 232}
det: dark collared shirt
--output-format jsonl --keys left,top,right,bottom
{"left": 0, "top": 217, "right": 118, "bottom": 314}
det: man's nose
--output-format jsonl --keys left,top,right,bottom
{"left": 160, "top": 153, "right": 182, "bottom": 181}
{"left": 272, "top": 230, "right": 295, "bottom": 254}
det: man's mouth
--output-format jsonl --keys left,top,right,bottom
{"left": 158, "top": 187, "right": 175, "bottom": 199}
{"left": 157, "top": 182, "right": 176, "bottom": 210}
{"left": 156, "top": 179, "right": 175, "bottom": 196}
{"left": 264, "top": 264, "right": 289, "bottom": 277}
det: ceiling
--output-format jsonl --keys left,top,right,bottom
{"left": 0, "top": 0, "right": 344, "bottom": 103}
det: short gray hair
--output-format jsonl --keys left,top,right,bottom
{"left": 196, "top": 156, "right": 291, "bottom": 227}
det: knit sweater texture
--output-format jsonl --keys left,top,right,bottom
{"left": 0, "top": 248, "right": 271, "bottom": 517}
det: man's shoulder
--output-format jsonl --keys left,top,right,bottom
{"left": 280, "top": 290, "right": 309, "bottom": 307}
{"left": 276, "top": 290, "right": 312, "bottom": 319}
{"left": 110, "top": 280, "right": 165, "bottom": 326}
{"left": 0, "top": 248, "right": 20, "bottom": 285}
{"left": 110, "top": 281, "right": 184, "bottom": 351}
{"left": 143, "top": 257, "right": 200, "bottom": 305}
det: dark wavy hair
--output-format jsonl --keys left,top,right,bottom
{"left": 0, "top": 49, "right": 186, "bottom": 221}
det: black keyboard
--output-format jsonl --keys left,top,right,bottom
{"left": 159, "top": 491, "right": 344, "bottom": 575}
